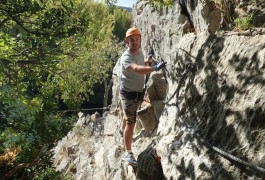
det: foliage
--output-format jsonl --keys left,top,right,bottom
{"left": 0, "top": 91, "right": 74, "bottom": 179}
{"left": 0, "top": 0, "right": 123, "bottom": 108}
{"left": 208, "top": 0, "right": 236, "bottom": 26}
{"left": 234, "top": 13, "right": 254, "bottom": 30}
{"left": 113, "top": 7, "right": 132, "bottom": 41}
{"left": 0, "top": 0, "right": 127, "bottom": 179}
{"left": 46, "top": 1, "right": 121, "bottom": 108}
{"left": 209, "top": 0, "right": 259, "bottom": 30}
{"left": 104, "top": 0, "right": 118, "bottom": 6}
{"left": 148, "top": 0, "right": 174, "bottom": 7}
{"left": 32, "top": 167, "right": 63, "bottom": 180}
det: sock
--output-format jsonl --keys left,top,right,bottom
{"left": 125, "top": 150, "right": 132, "bottom": 155}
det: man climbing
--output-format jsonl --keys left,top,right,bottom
{"left": 119, "top": 27, "right": 166, "bottom": 166}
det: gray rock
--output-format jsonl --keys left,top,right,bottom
{"left": 53, "top": 1, "right": 265, "bottom": 179}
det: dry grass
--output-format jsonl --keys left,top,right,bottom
{"left": 0, "top": 146, "right": 22, "bottom": 165}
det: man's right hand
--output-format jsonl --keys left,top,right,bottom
{"left": 155, "top": 62, "right": 167, "bottom": 72}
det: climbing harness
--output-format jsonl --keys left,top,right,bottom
{"left": 172, "top": 61, "right": 265, "bottom": 175}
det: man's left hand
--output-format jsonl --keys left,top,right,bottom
{"left": 155, "top": 62, "right": 167, "bottom": 71}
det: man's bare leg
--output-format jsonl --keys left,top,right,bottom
{"left": 124, "top": 123, "right": 135, "bottom": 151}
{"left": 122, "top": 117, "right": 126, "bottom": 130}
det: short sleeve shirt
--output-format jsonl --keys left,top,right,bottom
{"left": 120, "top": 49, "right": 145, "bottom": 92}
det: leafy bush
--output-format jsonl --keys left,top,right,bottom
{"left": 32, "top": 167, "right": 63, "bottom": 180}
{"left": 234, "top": 13, "right": 254, "bottom": 30}
{"left": 148, "top": 0, "right": 174, "bottom": 7}
{"left": 0, "top": 0, "right": 126, "bottom": 178}
{"left": 113, "top": 7, "right": 132, "bottom": 41}
{"left": 0, "top": 91, "right": 74, "bottom": 179}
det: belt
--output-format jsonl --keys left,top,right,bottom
{"left": 120, "top": 90, "right": 143, "bottom": 101}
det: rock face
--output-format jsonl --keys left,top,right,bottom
{"left": 53, "top": 0, "right": 265, "bottom": 179}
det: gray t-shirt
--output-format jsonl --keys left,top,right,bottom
{"left": 120, "top": 49, "right": 145, "bottom": 92}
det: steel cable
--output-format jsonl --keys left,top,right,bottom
{"left": 173, "top": 63, "right": 265, "bottom": 174}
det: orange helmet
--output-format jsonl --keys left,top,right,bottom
{"left": 125, "top": 27, "right": 141, "bottom": 39}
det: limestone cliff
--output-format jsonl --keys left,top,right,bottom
{"left": 53, "top": 0, "right": 265, "bottom": 179}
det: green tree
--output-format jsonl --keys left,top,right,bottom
{"left": 113, "top": 7, "right": 132, "bottom": 41}
{"left": 0, "top": 0, "right": 123, "bottom": 178}
{"left": 104, "top": 0, "right": 118, "bottom": 6}
{"left": 0, "top": 0, "right": 122, "bottom": 109}
{"left": 49, "top": 1, "right": 120, "bottom": 108}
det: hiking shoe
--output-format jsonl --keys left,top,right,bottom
{"left": 123, "top": 152, "right": 137, "bottom": 166}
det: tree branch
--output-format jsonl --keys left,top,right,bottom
{"left": 0, "top": 18, "right": 9, "bottom": 28}
{"left": 1, "top": 147, "right": 44, "bottom": 180}
{"left": 0, "top": 7, "right": 49, "bottom": 36}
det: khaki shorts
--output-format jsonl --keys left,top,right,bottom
{"left": 120, "top": 90, "right": 143, "bottom": 124}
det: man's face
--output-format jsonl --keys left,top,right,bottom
{"left": 127, "top": 34, "right": 141, "bottom": 50}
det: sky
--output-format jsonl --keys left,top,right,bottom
{"left": 115, "top": 0, "right": 136, "bottom": 7}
